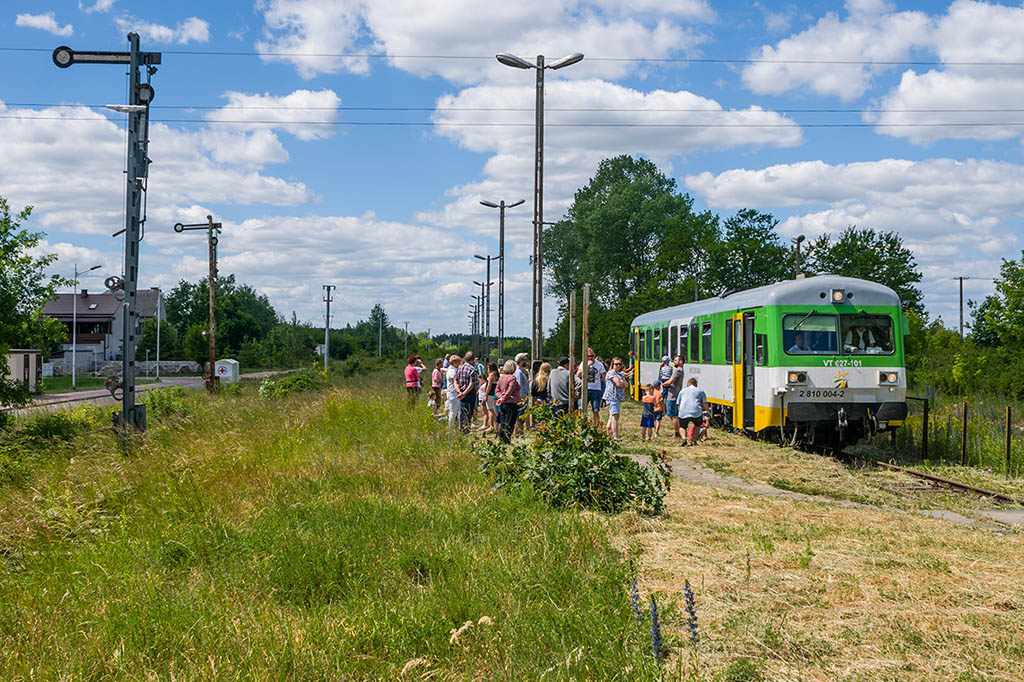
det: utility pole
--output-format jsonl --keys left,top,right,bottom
{"left": 155, "top": 287, "right": 161, "bottom": 381}
{"left": 568, "top": 290, "right": 576, "bottom": 415}
{"left": 951, "top": 276, "right": 994, "bottom": 339}
{"left": 322, "top": 284, "right": 334, "bottom": 369}
{"left": 480, "top": 199, "right": 524, "bottom": 360}
{"left": 378, "top": 313, "right": 383, "bottom": 358}
{"left": 404, "top": 320, "right": 409, "bottom": 357}
{"left": 473, "top": 278, "right": 494, "bottom": 360}
{"left": 174, "top": 215, "right": 223, "bottom": 392}
{"left": 54, "top": 34, "right": 160, "bottom": 430}
{"left": 581, "top": 284, "right": 590, "bottom": 406}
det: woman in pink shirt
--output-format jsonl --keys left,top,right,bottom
{"left": 495, "top": 359, "right": 521, "bottom": 443}
{"left": 430, "top": 358, "right": 444, "bottom": 416}
{"left": 405, "top": 355, "right": 424, "bottom": 404}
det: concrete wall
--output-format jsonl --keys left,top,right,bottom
{"left": 49, "top": 359, "right": 201, "bottom": 376}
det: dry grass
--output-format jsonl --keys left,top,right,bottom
{"left": 617, "top": 479, "right": 1024, "bottom": 681}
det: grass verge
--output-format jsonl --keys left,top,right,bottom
{"left": 0, "top": 373, "right": 655, "bottom": 680}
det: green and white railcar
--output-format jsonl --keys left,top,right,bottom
{"left": 629, "top": 275, "right": 908, "bottom": 445}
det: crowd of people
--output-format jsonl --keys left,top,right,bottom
{"left": 405, "top": 348, "right": 711, "bottom": 446}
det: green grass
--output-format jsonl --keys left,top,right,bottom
{"left": 0, "top": 372, "right": 656, "bottom": 680}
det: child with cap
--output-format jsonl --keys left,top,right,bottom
{"left": 652, "top": 380, "right": 665, "bottom": 437}
{"left": 640, "top": 384, "right": 657, "bottom": 441}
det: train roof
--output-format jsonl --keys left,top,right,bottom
{"left": 630, "top": 275, "right": 901, "bottom": 327}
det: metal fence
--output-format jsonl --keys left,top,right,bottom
{"left": 886, "top": 396, "right": 1020, "bottom": 476}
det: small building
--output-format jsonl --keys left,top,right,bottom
{"left": 42, "top": 287, "right": 165, "bottom": 366}
{"left": 4, "top": 349, "right": 43, "bottom": 389}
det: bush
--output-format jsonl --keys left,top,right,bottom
{"left": 475, "top": 408, "right": 672, "bottom": 514}
{"left": 18, "top": 410, "right": 93, "bottom": 442}
{"left": 258, "top": 367, "right": 329, "bottom": 399}
{"left": 141, "top": 386, "right": 191, "bottom": 419}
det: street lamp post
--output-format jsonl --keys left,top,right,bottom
{"left": 474, "top": 254, "right": 497, "bottom": 358}
{"left": 496, "top": 51, "right": 583, "bottom": 365}
{"left": 71, "top": 264, "right": 101, "bottom": 390}
{"left": 479, "top": 199, "right": 523, "bottom": 361}
{"left": 792, "top": 235, "right": 806, "bottom": 277}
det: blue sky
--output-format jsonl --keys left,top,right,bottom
{"left": 2, "top": 0, "right": 1022, "bottom": 336}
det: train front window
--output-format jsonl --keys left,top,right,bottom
{"left": 840, "top": 315, "right": 894, "bottom": 355}
{"left": 783, "top": 314, "right": 838, "bottom": 355}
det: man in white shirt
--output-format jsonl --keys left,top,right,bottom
{"left": 576, "top": 347, "right": 606, "bottom": 426}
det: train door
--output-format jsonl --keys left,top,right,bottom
{"left": 743, "top": 311, "right": 756, "bottom": 430}
{"left": 731, "top": 313, "right": 743, "bottom": 428}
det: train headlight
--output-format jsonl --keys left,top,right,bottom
{"left": 878, "top": 371, "right": 899, "bottom": 385}
{"left": 787, "top": 371, "right": 807, "bottom": 385}
{"left": 830, "top": 288, "right": 847, "bottom": 303}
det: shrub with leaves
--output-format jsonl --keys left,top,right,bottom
{"left": 475, "top": 411, "right": 672, "bottom": 514}
{"left": 259, "top": 367, "right": 329, "bottom": 399}
{"left": 141, "top": 386, "right": 191, "bottom": 419}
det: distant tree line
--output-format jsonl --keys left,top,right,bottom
{"left": 138, "top": 279, "right": 528, "bottom": 371}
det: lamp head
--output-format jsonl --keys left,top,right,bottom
{"left": 508, "top": 199, "right": 526, "bottom": 208}
{"left": 480, "top": 200, "right": 499, "bottom": 208}
{"left": 548, "top": 52, "right": 584, "bottom": 69}
{"left": 793, "top": 234, "right": 806, "bottom": 244}
{"left": 496, "top": 53, "right": 534, "bottom": 69}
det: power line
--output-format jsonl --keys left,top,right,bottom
{"left": 5, "top": 115, "right": 1024, "bottom": 128}
{"left": 4, "top": 45, "right": 1024, "bottom": 66}
{"left": 8, "top": 101, "right": 1024, "bottom": 114}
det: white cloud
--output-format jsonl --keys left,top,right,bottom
{"left": 0, "top": 103, "right": 312, "bottom": 238}
{"left": 204, "top": 89, "right": 342, "bottom": 141}
{"left": 866, "top": 1, "right": 1024, "bottom": 143}
{"left": 741, "top": 0, "right": 932, "bottom": 101}
{"left": 15, "top": 12, "right": 73, "bottom": 37}
{"left": 114, "top": 15, "right": 210, "bottom": 44}
{"left": 255, "top": 0, "right": 369, "bottom": 79}
{"left": 420, "top": 80, "right": 801, "bottom": 247}
{"left": 79, "top": 0, "right": 116, "bottom": 14}
{"left": 684, "top": 157, "right": 1022, "bottom": 316}
{"left": 755, "top": 2, "right": 795, "bottom": 33}
{"left": 255, "top": 0, "right": 710, "bottom": 82}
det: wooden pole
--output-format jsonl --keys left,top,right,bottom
{"left": 960, "top": 401, "right": 968, "bottom": 466}
{"left": 568, "top": 290, "right": 576, "bottom": 416}
{"left": 1006, "top": 405, "right": 1012, "bottom": 477}
{"left": 206, "top": 216, "right": 219, "bottom": 393}
{"left": 581, "top": 285, "right": 590, "bottom": 417}
{"left": 921, "top": 399, "right": 929, "bottom": 461}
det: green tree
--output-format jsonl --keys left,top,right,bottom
{"left": 981, "top": 252, "right": 1024, "bottom": 351}
{"left": 0, "top": 198, "right": 69, "bottom": 406}
{"left": 803, "top": 226, "right": 923, "bottom": 312}
{"left": 164, "top": 274, "right": 279, "bottom": 357}
{"left": 704, "top": 209, "right": 791, "bottom": 293}
{"left": 544, "top": 155, "right": 718, "bottom": 308}
{"left": 137, "top": 317, "right": 179, "bottom": 359}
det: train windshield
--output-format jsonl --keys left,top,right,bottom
{"left": 840, "top": 314, "right": 894, "bottom": 355}
{"left": 783, "top": 314, "right": 837, "bottom": 355}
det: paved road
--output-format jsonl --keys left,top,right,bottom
{"left": 14, "top": 371, "right": 292, "bottom": 416}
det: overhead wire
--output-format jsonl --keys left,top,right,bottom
{"left": 3, "top": 45, "right": 1024, "bottom": 66}
{"left": 1, "top": 115, "right": 1023, "bottom": 128}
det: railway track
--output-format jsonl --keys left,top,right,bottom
{"left": 875, "top": 461, "right": 1024, "bottom": 507}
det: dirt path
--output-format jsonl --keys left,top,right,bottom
{"left": 625, "top": 452, "right": 1023, "bottom": 531}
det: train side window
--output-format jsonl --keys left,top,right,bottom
{"left": 679, "top": 326, "right": 688, "bottom": 361}
{"left": 662, "top": 326, "right": 669, "bottom": 358}
{"left": 670, "top": 325, "right": 677, "bottom": 357}
{"left": 701, "top": 322, "right": 712, "bottom": 362}
{"left": 689, "top": 323, "right": 699, "bottom": 362}
{"left": 755, "top": 334, "right": 767, "bottom": 366}
{"left": 733, "top": 320, "right": 742, "bottom": 364}
{"left": 725, "top": 320, "right": 733, "bottom": 363}
{"left": 652, "top": 328, "right": 659, "bottom": 361}
{"left": 639, "top": 330, "right": 646, "bottom": 361}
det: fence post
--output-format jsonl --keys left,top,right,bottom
{"left": 1006, "top": 405, "right": 1012, "bottom": 477}
{"left": 960, "top": 401, "right": 968, "bottom": 467}
{"left": 921, "top": 399, "right": 929, "bottom": 461}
